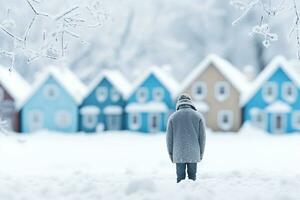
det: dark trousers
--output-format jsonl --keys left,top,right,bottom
{"left": 176, "top": 163, "right": 197, "bottom": 182}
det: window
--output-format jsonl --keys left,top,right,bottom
{"left": 96, "top": 87, "right": 108, "bottom": 102}
{"left": 55, "top": 110, "right": 72, "bottom": 128}
{"left": 282, "top": 82, "right": 297, "bottom": 103}
{"left": 250, "top": 108, "right": 266, "bottom": 129}
{"left": 111, "top": 88, "right": 120, "bottom": 102}
{"left": 83, "top": 114, "right": 97, "bottom": 129}
{"left": 272, "top": 113, "right": 286, "bottom": 133}
{"left": 148, "top": 113, "right": 160, "bottom": 132}
{"left": 292, "top": 111, "right": 300, "bottom": 129}
{"left": 217, "top": 110, "right": 233, "bottom": 131}
{"left": 28, "top": 110, "right": 44, "bottom": 131}
{"left": 44, "top": 84, "right": 59, "bottom": 100}
{"left": 192, "top": 81, "right": 206, "bottom": 100}
{"left": 136, "top": 87, "right": 148, "bottom": 102}
{"left": 129, "top": 113, "right": 141, "bottom": 130}
{"left": 0, "top": 88, "right": 4, "bottom": 101}
{"left": 263, "top": 82, "right": 277, "bottom": 103}
{"left": 215, "top": 82, "right": 230, "bottom": 101}
{"left": 153, "top": 88, "right": 164, "bottom": 101}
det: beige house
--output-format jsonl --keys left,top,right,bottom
{"left": 180, "top": 54, "right": 249, "bottom": 132}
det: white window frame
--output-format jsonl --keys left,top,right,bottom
{"left": 153, "top": 88, "right": 164, "bottom": 101}
{"left": 282, "top": 82, "right": 297, "bottom": 103}
{"left": 292, "top": 111, "right": 300, "bottom": 130}
{"left": 271, "top": 113, "right": 286, "bottom": 133}
{"left": 28, "top": 110, "right": 44, "bottom": 131}
{"left": 129, "top": 113, "right": 141, "bottom": 130}
{"left": 148, "top": 113, "right": 161, "bottom": 132}
{"left": 55, "top": 110, "right": 72, "bottom": 128}
{"left": 136, "top": 87, "right": 148, "bottom": 103}
{"left": 250, "top": 108, "right": 266, "bottom": 129}
{"left": 111, "top": 88, "right": 121, "bottom": 102}
{"left": 215, "top": 82, "right": 230, "bottom": 102}
{"left": 217, "top": 110, "right": 233, "bottom": 131}
{"left": 43, "top": 84, "right": 59, "bottom": 100}
{"left": 192, "top": 81, "right": 207, "bottom": 101}
{"left": 262, "top": 82, "right": 277, "bottom": 103}
{"left": 96, "top": 87, "right": 108, "bottom": 102}
{"left": 82, "top": 113, "right": 98, "bottom": 129}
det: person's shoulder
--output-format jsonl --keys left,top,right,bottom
{"left": 192, "top": 110, "right": 205, "bottom": 121}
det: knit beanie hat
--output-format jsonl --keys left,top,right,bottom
{"left": 176, "top": 93, "right": 196, "bottom": 111}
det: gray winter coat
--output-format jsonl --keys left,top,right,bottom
{"left": 166, "top": 103, "right": 206, "bottom": 163}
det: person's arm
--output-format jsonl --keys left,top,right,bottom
{"left": 166, "top": 119, "right": 173, "bottom": 162}
{"left": 199, "top": 117, "right": 206, "bottom": 160}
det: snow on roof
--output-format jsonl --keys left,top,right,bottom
{"left": 125, "top": 101, "right": 168, "bottom": 113}
{"left": 21, "top": 66, "right": 87, "bottom": 107}
{"left": 127, "top": 66, "right": 179, "bottom": 99}
{"left": 88, "top": 70, "right": 131, "bottom": 98}
{"left": 241, "top": 56, "right": 299, "bottom": 106}
{"left": 265, "top": 101, "right": 291, "bottom": 113}
{"left": 80, "top": 106, "right": 100, "bottom": 115}
{"left": 103, "top": 105, "right": 122, "bottom": 115}
{"left": 0, "top": 66, "right": 30, "bottom": 109}
{"left": 181, "top": 54, "right": 249, "bottom": 94}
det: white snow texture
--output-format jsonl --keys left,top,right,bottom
{"left": 0, "top": 127, "right": 299, "bottom": 200}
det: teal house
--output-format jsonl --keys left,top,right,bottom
{"left": 20, "top": 66, "right": 87, "bottom": 133}
{"left": 125, "top": 66, "right": 179, "bottom": 133}
{"left": 242, "top": 56, "right": 300, "bottom": 134}
{"left": 79, "top": 70, "right": 131, "bottom": 132}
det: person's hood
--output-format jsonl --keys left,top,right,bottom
{"left": 176, "top": 94, "right": 196, "bottom": 111}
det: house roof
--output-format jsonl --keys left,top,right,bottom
{"left": 265, "top": 100, "right": 291, "bottom": 113}
{"left": 126, "top": 66, "right": 179, "bottom": 99}
{"left": 0, "top": 66, "right": 30, "bottom": 109}
{"left": 181, "top": 54, "right": 249, "bottom": 94}
{"left": 241, "top": 56, "right": 299, "bottom": 106}
{"left": 87, "top": 70, "right": 131, "bottom": 98}
{"left": 21, "top": 66, "right": 87, "bottom": 107}
{"left": 125, "top": 101, "right": 168, "bottom": 113}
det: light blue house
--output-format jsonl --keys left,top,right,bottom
{"left": 125, "top": 66, "right": 179, "bottom": 133}
{"left": 79, "top": 70, "right": 131, "bottom": 132}
{"left": 242, "top": 56, "right": 300, "bottom": 134}
{"left": 20, "top": 66, "right": 87, "bottom": 133}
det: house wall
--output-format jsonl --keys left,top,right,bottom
{"left": 125, "top": 112, "right": 166, "bottom": 133}
{"left": 244, "top": 68, "right": 300, "bottom": 133}
{"left": 80, "top": 78, "right": 126, "bottom": 132}
{"left": 183, "top": 63, "right": 242, "bottom": 132}
{"left": 126, "top": 74, "right": 175, "bottom": 132}
{"left": 0, "top": 84, "right": 19, "bottom": 132}
{"left": 21, "top": 76, "right": 78, "bottom": 133}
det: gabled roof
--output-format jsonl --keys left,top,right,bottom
{"left": 241, "top": 56, "right": 299, "bottom": 106}
{"left": 181, "top": 54, "right": 249, "bottom": 94}
{"left": 126, "top": 66, "right": 179, "bottom": 99}
{"left": 0, "top": 66, "right": 30, "bottom": 109}
{"left": 21, "top": 66, "right": 87, "bottom": 107}
{"left": 87, "top": 69, "right": 131, "bottom": 98}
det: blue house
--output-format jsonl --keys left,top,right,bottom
{"left": 125, "top": 66, "right": 179, "bottom": 133}
{"left": 20, "top": 66, "right": 87, "bottom": 133}
{"left": 79, "top": 70, "right": 131, "bottom": 132}
{"left": 242, "top": 56, "right": 300, "bottom": 134}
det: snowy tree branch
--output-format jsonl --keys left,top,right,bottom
{"left": 0, "top": 0, "right": 106, "bottom": 69}
{"left": 231, "top": 0, "right": 300, "bottom": 58}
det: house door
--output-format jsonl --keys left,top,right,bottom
{"left": 106, "top": 114, "right": 121, "bottom": 130}
{"left": 272, "top": 113, "right": 286, "bottom": 133}
{"left": 149, "top": 113, "right": 160, "bottom": 132}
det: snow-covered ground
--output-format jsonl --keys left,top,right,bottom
{"left": 0, "top": 127, "right": 300, "bottom": 200}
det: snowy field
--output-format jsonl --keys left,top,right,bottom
{"left": 0, "top": 126, "right": 300, "bottom": 200}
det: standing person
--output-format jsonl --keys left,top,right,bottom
{"left": 166, "top": 94, "right": 206, "bottom": 183}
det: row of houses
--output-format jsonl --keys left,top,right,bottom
{"left": 0, "top": 54, "right": 299, "bottom": 134}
